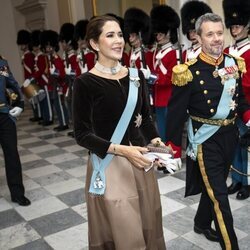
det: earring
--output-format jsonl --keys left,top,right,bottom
{"left": 96, "top": 48, "right": 99, "bottom": 51}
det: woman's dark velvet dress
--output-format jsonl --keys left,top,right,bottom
{"left": 73, "top": 71, "right": 166, "bottom": 250}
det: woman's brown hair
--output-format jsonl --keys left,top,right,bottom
{"left": 86, "top": 15, "right": 120, "bottom": 52}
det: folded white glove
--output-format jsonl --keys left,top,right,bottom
{"left": 164, "top": 158, "right": 182, "bottom": 174}
{"left": 143, "top": 152, "right": 173, "bottom": 172}
{"left": 23, "top": 78, "right": 31, "bottom": 87}
{"left": 65, "top": 65, "right": 72, "bottom": 75}
{"left": 140, "top": 66, "right": 151, "bottom": 79}
{"left": 49, "top": 65, "right": 56, "bottom": 75}
{"left": 246, "top": 120, "right": 250, "bottom": 127}
{"left": 9, "top": 107, "right": 23, "bottom": 117}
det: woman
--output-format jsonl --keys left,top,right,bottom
{"left": 73, "top": 15, "right": 166, "bottom": 250}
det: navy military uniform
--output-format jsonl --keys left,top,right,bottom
{"left": 0, "top": 57, "right": 30, "bottom": 205}
{"left": 166, "top": 51, "right": 250, "bottom": 250}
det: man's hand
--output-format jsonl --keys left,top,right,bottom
{"left": 140, "top": 66, "right": 151, "bottom": 79}
{"left": 65, "top": 65, "right": 72, "bottom": 75}
{"left": 49, "top": 65, "right": 56, "bottom": 75}
{"left": 23, "top": 78, "right": 31, "bottom": 87}
{"left": 9, "top": 107, "right": 23, "bottom": 117}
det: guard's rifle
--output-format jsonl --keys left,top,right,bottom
{"left": 176, "top": 28, "right": 184, "bottom": 65}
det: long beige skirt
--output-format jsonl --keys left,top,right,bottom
{"left": 85, "top": 155, "right": 166, "bottom": 250}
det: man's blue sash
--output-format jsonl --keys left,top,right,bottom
{"left": 186, "top": 57, "right": 236, "bottom": 160}
{"left": 89, "top": 68, "right": 139, "bottom": 195}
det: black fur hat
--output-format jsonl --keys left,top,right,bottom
{"left": 40, "top": 30, "right": 59, "bottom": 52}
{"left": 74, "top": 19, "right": 89, "bottom": 41}
{"left": 181, "top": 1, "right": 212, "bottom": 35}
{"left": 17, "top": 30, "right": 31, "bottom": 45}
{"left": 106, "top": 13, "right": 124, "bottom": 33}
{"left": 150, "top": 5, "right": 180, "bottom": 44}
{"left": 223, "top": 0, "right": 250, "bottom": 28}
{"left": 124, "top": 8, "right": 151, "bottom": 44}
{"left": 31, "top": 30, "right": 41, "bottom": 47}
{"left": 59, "top": 23, "right": 77, "bottom": 50}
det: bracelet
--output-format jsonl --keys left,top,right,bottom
{"left": 152, "top": 138, "right": 162, "bottom": 147}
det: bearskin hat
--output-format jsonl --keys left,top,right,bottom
{"left": 223, "top": 0, "right": 250, "bottom": 28}
{"left": 181, "top": 1, "right": 212, "bottom": 35}
{"left": 150, "top": 5, "right": 180, "bottom": 44}
{"left": 40, "top": 30, "right": 59, "bottom": 52}
{"left": 106, "top": 13, "right": 125, "bottom": 33}
{"left": 124, "top": 8, "right": 151, "bottom": 44}
{"left": 17, "top": 30, "right": 31, "bottom": 45}
{"left": 74, "top": 19, "right": 89, "bottom": 41}
{"left": 59, "top": 23, "right": 77, "bottom": 50}
{"left": 31, "top": 30, "right": 41, "bottom": 47}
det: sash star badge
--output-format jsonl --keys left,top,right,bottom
{"left": 134, "top": 113, "right": 142, "bottom": 128}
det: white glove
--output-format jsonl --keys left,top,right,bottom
{"left": 49, "top": 65, "right": 56, "bottom": 75}
{"left": 140, "top": 66, "right": 151, "bottom": 79}
{"left": 246, "top": 120, "right": 250, "bottom": 127}
{"left": 65, "top": 65, "right": 72, "bottom": 75}
{"left": 23, "top": 78, "right": 31, "bottom": 87}
{"left": 9, "top": 107, "right": 23, "bottom": 117}
{"left": 165, "top": 158, "right": 182, "bottom": 174}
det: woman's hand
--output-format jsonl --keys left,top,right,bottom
{"left": 108, "top": 144, "right": 152, "bottom": 169}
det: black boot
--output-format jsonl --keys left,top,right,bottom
{"left": 236, "top": 186, "right": 249, "bottom": 200}
{"left": 228, "top": 182, "right": 242, "bottom": 194}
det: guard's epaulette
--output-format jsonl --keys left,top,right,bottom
{"left": 224, "top": 53, "right": 246, "bottom": 73}
{"left": 171, "top": 59, "right": 196, "bottom": 86}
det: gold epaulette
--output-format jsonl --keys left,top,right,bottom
{"left": 236, "top": 56, "right": 246, "bottom": 73}
{"left": 171, "top": 59, "right": 196, "bottom": 86}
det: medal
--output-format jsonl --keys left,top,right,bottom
{"left": 213, "top": 66, "right": 219, "bottom": 78}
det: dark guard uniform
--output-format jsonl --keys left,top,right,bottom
{"left": 0, "top": 57, "right": 26, "bottom": 199}
{"left": 223, "top": 0, "right": 250, "bottom": 200}
{"left": 166, "top": 52, "right": 250, "bottom": 250}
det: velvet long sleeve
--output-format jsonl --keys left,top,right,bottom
{"left": 73, "top": 71, "right": 159, "bottom": 159}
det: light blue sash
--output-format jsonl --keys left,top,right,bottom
{"left": 187, "top": 57, "right": 236, "bottom": 160}
{"left": 89, "top": 68, "right": 139, "bottom": 195}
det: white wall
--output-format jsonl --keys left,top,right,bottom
{"left": 0, "top": 0, "right": 23, "bottom": 84}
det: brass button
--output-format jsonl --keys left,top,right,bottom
{"left": 207, "top": 99, "right": 211, "bottom": 104}
{"left": 210, "top": 108, "right": 214, "bottom": 113}
{"left": 196, "top": 70, "right": 200, "bottom": 75}
{"left": 204, "top": 90, "right": 208, "bottom": 94}
{"left": 236, "top": 94, "right": 238, "bottom": 97}
{"left": 200, "top": 80, "right": 204, "bottom": 85}
{"left": 194, "top": 128, "right": 198, "bottom": 132}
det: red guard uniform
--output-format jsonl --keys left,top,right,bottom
{"left": 22, "top": 51, "right": 35, "bottom": 79}
{"left": 76, "top": 48, "right": 95, "bottom": 75}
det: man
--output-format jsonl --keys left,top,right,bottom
{"left": 166, "top": 13, "right": 250, "bottom": 249}
{"left": 0, "top": 55, "right": 30, "bottom": 206}
{"left": 74, "top": 19, "right": 95, "bottom": 74}
{"left": 16, "top": 29, "right": 39, "bottom": 122}
{"left": 40, "top": 30, "right": 69, "bottom": 131}
{"left": 59, "top": 23, "right": 80, "bottom": 137}
{"left": 223, "top": 0, "right": 250, "bottom": 200}
{"left": 29, "top": 30, "right": 53, "bottom": 126}
{"left": 124, "top": 8, "right": 153, "bottom": 83}
{"left": 181, "top": 0, "right": 212, "bottom": 62}
{"left": 150, "top": 4, "right": 180, "bottom": 143}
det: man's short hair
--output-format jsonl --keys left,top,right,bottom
{"left": 195, "top": 13, "right": 223, "bottom": 36}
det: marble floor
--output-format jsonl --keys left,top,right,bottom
{"left": 0, "top": 105, "right": 249, "bottom": 250}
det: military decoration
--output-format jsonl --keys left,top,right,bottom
{"left": 134, "top": 113, "right": 142, "bottom": 128}
{"left": 229, "top": 100, "right": 237, "bottom": 111}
